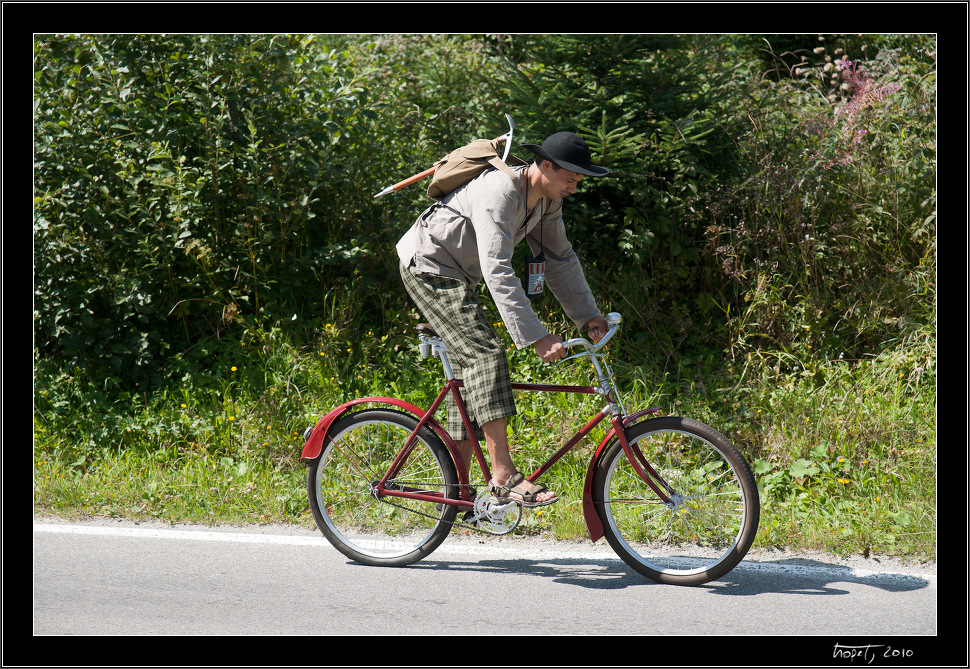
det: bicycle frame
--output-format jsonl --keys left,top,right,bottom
{"left": 300, "top": 316, "right": 666, "bottom": 543}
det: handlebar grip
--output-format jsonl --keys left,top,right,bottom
{"left": 561, "top": 337, "right": 590, "bottom": 350}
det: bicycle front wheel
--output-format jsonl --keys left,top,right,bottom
{"left": 593, "top": 416, "right": 759, "bottom": 585}
{"left": 306, "top": 409, "right": 459, "bottom": 567}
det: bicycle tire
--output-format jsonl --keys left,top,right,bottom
{"left": 593, "top": 416, "right": 760, "bottom": 585}
{"left": 306, "top": 409, "right": 459, "bottom": 567}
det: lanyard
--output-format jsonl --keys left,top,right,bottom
{"left": 523, "top": 165, "right": 546, "bottom": 299}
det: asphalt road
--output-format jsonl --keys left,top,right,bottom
{"left": 31, "top": 517, "right": 944, "bottom": 661}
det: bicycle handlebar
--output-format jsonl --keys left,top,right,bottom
{"left": 560, "top": 312, "right": 621, "bottom": 361}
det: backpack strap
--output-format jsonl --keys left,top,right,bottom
{"left": 486, "top": 151, "right": 519, "bottom": 183}
{"left": 427, "top": 138, "right": 525, "bottom": 200}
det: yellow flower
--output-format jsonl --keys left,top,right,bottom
{"left": 181, "top": 403, "right": 187, "bottom": 408}
{"left": 231, "top": 366, "right": 238, "bottom": 372}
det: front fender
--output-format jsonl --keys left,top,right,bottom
{"left": 300, "top": 396, "right": 460, "bottom": 473}
{"left": 581, "top": 407, "right": 662, "bottom": 542}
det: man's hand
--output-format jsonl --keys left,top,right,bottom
{"left": 534, "top": 316, "right": 609, "bottom": 362}
{"left": 533, "top": 333, "right": 565, "bottom": 363}
{"left": 585, "top": 315, "right": 609, "bottom": 342}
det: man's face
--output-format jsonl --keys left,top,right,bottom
{"left": 539, "top": 160, "right": 583, "bottom": 200}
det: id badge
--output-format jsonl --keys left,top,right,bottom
{"left": 526, "top": 251, "right": 546, "bottom": 299}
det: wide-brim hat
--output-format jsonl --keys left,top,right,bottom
{"left": 521, "top": 131, "right": 610, "bottom": 177}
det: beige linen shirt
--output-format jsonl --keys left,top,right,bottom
{"left": 396, "top": 165, "right": 600, "bottom": 349}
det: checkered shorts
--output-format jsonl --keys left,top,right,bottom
{"left": 399, "top": 262, "right": 516, "bottom": 441}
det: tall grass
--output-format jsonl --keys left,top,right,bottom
{"left": 34, "top": 306, "right": 936, "bottom": 560}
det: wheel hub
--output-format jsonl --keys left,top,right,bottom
{"left": 666, "top": 492, "right": 687, "bottom": 510}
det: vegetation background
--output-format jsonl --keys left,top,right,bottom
{"left": 33, "top": 34, "right": 936, "bottom": 560}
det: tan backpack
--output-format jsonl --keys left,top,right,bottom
{"left": 426, "top": 137, "right": 525, "bottom": 200}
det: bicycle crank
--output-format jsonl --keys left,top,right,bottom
{"left": 466, "top": 495, "right": 522, "bottom": 535}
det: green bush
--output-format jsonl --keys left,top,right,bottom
{"left": 34, "top": 35, "right": 396, "bottom": 386}
{"left": 34, "top": 34, "right": 935, "bottom": 557}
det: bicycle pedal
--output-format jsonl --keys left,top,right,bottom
{"left": 487, "top": 497, "right": 519, "bottom": 510}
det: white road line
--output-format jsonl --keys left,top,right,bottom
{"left": 33, "top": 523, "right": 935, "bottom": 586}
{"left": 33, "top": 523, "right": 332, "bottom": 546}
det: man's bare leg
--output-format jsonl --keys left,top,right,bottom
{"left": 456, "top": 418, "right": 554, "bottom": 504}
{"left": 453, "top": 440, "right": 475, "bottom": 479}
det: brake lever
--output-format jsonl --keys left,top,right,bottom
{"left": 559, "top": 350, "right": 590, "bottom": 363}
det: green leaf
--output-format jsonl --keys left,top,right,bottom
{"left": 788, "top": 459, "right": 820, "bottom": 479}
{"left": 752, "top": 459, "right": 772, "bottom": 475}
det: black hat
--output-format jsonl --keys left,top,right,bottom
{"left": 521, "top": 131, "right": 610, "bottom": 177}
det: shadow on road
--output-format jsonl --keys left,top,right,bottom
{"left": 704, "top": 557, "right": 934, "bottom": 596}
{"left": 388, "top": 555, "right": 934, "bottom": 595}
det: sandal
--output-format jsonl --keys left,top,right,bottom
{"left": 488, "top": 472, "right": 559, "bottom": 508}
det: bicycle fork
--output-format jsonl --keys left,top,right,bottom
{"left": 577, "top": 336, "right": 673, "bottom": 505}
{"left": 582, "top": 409, "right": 671, "bottom": 542}
{"left": 611, "top": 415, "right": 675, "bottom": 504}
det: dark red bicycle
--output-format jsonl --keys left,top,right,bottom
{"left": 301, "top": 313, "right": 759, "bottom": 585}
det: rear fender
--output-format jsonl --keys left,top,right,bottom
{"left": 300, "top": 397, "right": 460, "bottom": 473}
{"left": 581, "top": 407, "right": 662, "bottom": 542}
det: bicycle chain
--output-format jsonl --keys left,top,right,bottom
{"left": 378, "top": 481, "right": 519, "bottom": 536}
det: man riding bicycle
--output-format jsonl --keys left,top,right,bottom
{"left": 396, "top": 131, "right": 611, "bottom": 508}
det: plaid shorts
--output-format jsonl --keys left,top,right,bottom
{"left": 399, "top": 262, "right": 516, "bottom": 441}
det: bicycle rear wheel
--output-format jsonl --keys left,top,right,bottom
{"left": 306, "top": 409, "right": 459, "bottom": 567}
{"left": 593, "top": 416, "right": 759, "bottom": 585}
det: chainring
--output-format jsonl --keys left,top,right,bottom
{"left": 470, "top": 494, "right": 521, "bottom": 535}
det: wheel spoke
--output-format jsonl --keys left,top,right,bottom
{"left": 594, "top": 417, "right": 759, "bottom": 585}
{"left": 307, "top": 410, "right": 458, "bottom": 566}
